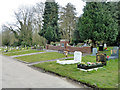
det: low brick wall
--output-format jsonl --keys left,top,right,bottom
{"left": 67, "top": 46, "right": 91, "bottom": 54}
{"left": 46, "top": 45, "right": 91, "bottom": 54}
{"left": 46, "top": 45, "right": 64, "bottom": 50}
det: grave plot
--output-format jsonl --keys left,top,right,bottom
{"left": 15, "top": 52, "right": 73, "bottom": 63}
{"left": 107, "top": 47, "right": 119, "bottom": 60}
{"left": 3, "top": 49, "right": 43, "bottom": 56}
{"left": 33, "top": 55, "right": 118, "bottom": 88}
{"left": 77, "top": 53, "right": 107, "bottom": 71}
{"left": 56, "top": 51, "right": 82, "bottom": 64}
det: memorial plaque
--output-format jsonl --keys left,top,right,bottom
{"left": 74, "top": 51, "right": 82, "bottom": 63}
{"left": 96, "top": 53, "right": 106, "bottom": 65}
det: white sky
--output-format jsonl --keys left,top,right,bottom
{"left": 0, "top": 0, "right": 86, "bottom": 30}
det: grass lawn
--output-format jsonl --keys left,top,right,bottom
{"left": 3, "top": 49, "right": 44, "bottom": 56}
{"left": 33, "top": 47, "right": 118, "bottom": 88}
{"left": 15, "top": 52, "right": 73, "bottom": 63}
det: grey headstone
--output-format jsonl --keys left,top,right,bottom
{"left": 111, "top": 47, "right": 119, "bottom": 56}
{"left": 91, "top": 48, "right": 97, "bottom": 56}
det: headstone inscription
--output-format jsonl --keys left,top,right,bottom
{"left": 91, "top": 48, "right": 97, "bottom": 56}
{"left": 96, "top": 53, "right": 106, "bottom": 65}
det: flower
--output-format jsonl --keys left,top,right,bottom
{"left": 107, "top": 56, "right": 109, "bottom": 58}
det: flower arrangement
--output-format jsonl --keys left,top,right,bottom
{"left": 77, "top": 62, "right": 104, "bottom": 69}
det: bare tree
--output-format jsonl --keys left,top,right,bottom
{"left": 11, "top": 6, "right": 34, "bottom": 46}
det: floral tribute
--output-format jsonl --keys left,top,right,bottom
{"left": 77, "top": 62, "right": 104, "bottom": 69}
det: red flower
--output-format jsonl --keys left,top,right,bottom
{"left": 107, "top": 56, "right": 109, "bottom": 58}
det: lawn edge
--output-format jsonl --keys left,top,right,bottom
{"left": 31, "top": 64, "right": 100, "bottom": 89}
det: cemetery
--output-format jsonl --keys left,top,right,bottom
{"left": 15, "top": 52, "right": 73, "bottom": 63}
{"left": 1, "top": 0, "right": 119, "bottom": 89}
{"left": 1, "top": 42, "right": 118, "bottom": 88}
{"left": 1, "top": 45, "right": 44, "bottom": 56}
{"left": 46, "top": 40, "right": 91, "bottom": 54}
{"left": 32, "top": 46, "right": 118, "bottom": 88}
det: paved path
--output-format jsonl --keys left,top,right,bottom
{"left": 27, "top": 57, "right": 74, "bottom": 66}
{"left": 10, "top": 49, "right": 58, "bottom": 58}
{"left": 1, "top": 55, "right": 85, "bottom": 88}
{"left": 10, "top": 52, "right": 46, "bottom": 58}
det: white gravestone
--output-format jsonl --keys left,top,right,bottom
{"left": 16, "top": 47, "right": 19, "bottom": 50}
{"left": 57, "top": 51, "right": 82, "bottom": 64}
{"left": 74, "top": 51, "right": 82, "bottom": 62}
{"left": 104, "top": 44, "right": 107, "bottom": 48}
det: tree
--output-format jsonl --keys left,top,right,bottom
{"left": 2, "top": 25, "right": 16, "bottom": 46}
{"left": 32, "top": 29, "right": 46, "bottom": 46}
{"left": 11, "top": 6, "right": 33, "bottom": 46}
{"left": 39, "top": 0, "right": 60, "bottom": 44}
{"left": 59, "top": 3, "right": 77, "bottom": 43}
{"left": 117, "top": 1, "right": 120, "bottom": 45}
{"left": 75, "top": 2, "right": 118, "bottom": 47}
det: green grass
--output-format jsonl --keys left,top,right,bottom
{"left": 15, "top": 52, "right": 73, "bottom": 63}
{"left": 3, "top": 49, "right": 43, "bottom": 56}
{"left": 34, "top": 58, "right": 118, "bottom": 88}
{"left": 33, "top": 47, "right": 118, "bottom": 88}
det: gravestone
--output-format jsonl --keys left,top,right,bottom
{"left": 104, "top": 44, "right": 107, "bottom": 48}
{"left": 74, "top": 51, "right": 82, "bottom": 63}
{"left": 108, "top": 47, "right": 119, "bottom": 59}
{"left": 16, "top": 46, "right": 19, "bottom": 50}
{"left": 91, "top": 48, "right": 97, "bottom": 56}
{"left": 111, "top": 47, "right": 119, "bottom": 56}
{"left": 57, "top": 51, "right": 82, "bottom": 64}
{"left": 96, "top": 53, "right": 106, "bottom": 65}
{"left": 99, "top": 45, "right": 103, "bottom": 51}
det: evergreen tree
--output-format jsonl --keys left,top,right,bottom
{"left": 39, "top": 0, "right": 60, "bottom": 44}
{"left": 117, "top": 1, "right": 120, "bottom": 45}
{"left": 75, "top": 2, "right": 118, "bottom": 47}
{"left": 59, "top": 3, "right": 77, "bottom": 43}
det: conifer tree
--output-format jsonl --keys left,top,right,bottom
{"left": 75, "top": 2, "right": 118, "bottom": 46}
{"left": 39, "top": 0, "right": 60, "bottom": 44}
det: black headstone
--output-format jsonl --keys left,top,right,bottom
{"left": 96, "top": 53, "right": 106, "bottom": 65}
{"left": 99, "top": 45, "right": 103, "bottom": 51}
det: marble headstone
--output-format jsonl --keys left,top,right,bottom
{"left": 74, "top": 51, "right": 82, "bottom": 63}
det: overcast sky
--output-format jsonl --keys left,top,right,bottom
{"left": 0, "top": 0, "right": 86, "bottom": 30}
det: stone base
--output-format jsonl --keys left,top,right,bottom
{"left": 56, "top": 60, "right": 80, "bottom": 65}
